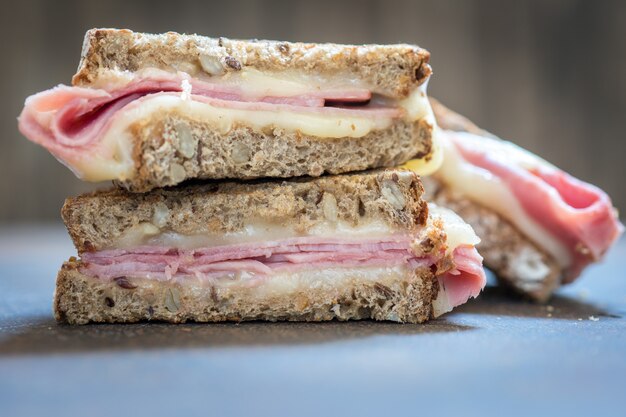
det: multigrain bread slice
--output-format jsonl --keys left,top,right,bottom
{"left": 428, "top": 98, "right": 561, "bottom": 301}
{"left": 63, "top": 170, "right": 427, "bottom": 253}
{"left": 118, "top": 115, "right": 432, "bottom": 192}
{"left": 54, "top": 261, "right": 439, "bottom": 325}
{"left": 55, "top": 169, "right": 465, "bottom": 325}
{"left": 73, "top": 29, "right": 432, "bottom": 97}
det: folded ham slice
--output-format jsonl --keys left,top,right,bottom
{"left": 437, "top": 130, "right": 623, "bottom": 283}
{"left": 439, "top": 246, "right": 486, "bottom": 308}
{"left": 80, "top": 235, "right": 486, "bottom": 309}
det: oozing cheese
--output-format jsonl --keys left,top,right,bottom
{"left": 398, "top": 82, "right": 443, "bottom": 176}
{"left": 428, "top": 203, "right": 480, "bottom": 254}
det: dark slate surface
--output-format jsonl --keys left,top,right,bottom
{"left": 0, "top": 226, "right": 624, "bottom": 417}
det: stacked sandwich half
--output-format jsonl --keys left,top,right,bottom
{"left": 19, "top": 29, "right": 487, "bottom": 324}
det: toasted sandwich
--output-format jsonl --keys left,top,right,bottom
{"left": 55, "top": 170, "right": 485, "bottom": 324}
{"left": 405, "top": 99, "right": 623, "bottom": 301}
{"left": 18, "top": 29, "right": 439, "bottom": 192}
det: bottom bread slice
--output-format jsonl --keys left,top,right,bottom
{"left": 54, "top": 261, "right": 440, "bottom": 325}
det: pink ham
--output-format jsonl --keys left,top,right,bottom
{"left": 18, "top": 70, "right": 401, "bottom": 175}
{"left": 439, "top": 246, "right": 486, "bottom": 308}
{"left": 83, "top": 235, "right": 415, "bottom": 264}
{"left": 80, "top": 235, "right": 417, "bottom": 280}
{"left": 79, "top": 236, "right": 486, "bottom": 307}
{"left": 450, "top": 133, "right": 623, "bottom": 282}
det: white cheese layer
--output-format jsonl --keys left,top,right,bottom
{"left": 427, "top": 203, "right": 480, "bottom": 254}
{"left": 398, "top": 83, "right": 443, "bottom": 176}
{"left": 111, "top": 210, "right": 480, "bottom": 257}
{"left": 220, "top": 266, "right": 413, "bottom": 306}
{"left": 112, "top": 220, "right": 401, "bottom": 250}
{"left": 90, "top": 67, "right": 394, "bottom": 98}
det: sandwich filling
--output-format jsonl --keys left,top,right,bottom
{"left": 77, "top": 206, "right": 485, "bottom": 317}
{"left": 18, "top": 68, "right": 437, "bottom": 182}
{"left": 406, "top": 130, "right": 623, "bottom": 282}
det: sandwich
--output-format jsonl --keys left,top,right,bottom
{"left": 17, "top": 28, "right": 485, "bottom": 325}
{"left": 18, "top": 29, "right": 439, "bottom": 192}
{"left": 405, "top": 99, "right": 623, "bottom": 301}
{"left": 55, "top": 170, "right": 485, "bottom": 324}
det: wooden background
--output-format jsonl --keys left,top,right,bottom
{"left": 1, "top": 0, "right": 624, "bottom": 222}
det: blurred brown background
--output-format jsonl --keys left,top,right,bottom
{"left": 1, "top": 0, "right": 624, "bottom": 222}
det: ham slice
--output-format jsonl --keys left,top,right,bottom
{"left": 17, "top": 70, "right": 402, "bottom": 173}
{"left": 446, "top": 131, "right": 623, "bottom": 282}
{"left": 439, "top": 246, "right": 486, "bottom": 308}
{"left": 80, "top": 236, "right": 486, "bottom": 304}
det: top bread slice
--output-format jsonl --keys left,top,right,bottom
{"left": 427, "top": 98, "right": 561, "bottom": 301}
{"left": 62, "top": 169, "right": 428, "bottom": 254}
{"left": 73, "top": 29, "right": 432, "bottom": 98}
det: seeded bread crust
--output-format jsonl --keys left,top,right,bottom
{"left": 73, "top": 29, "right": 432, "bottom": 98}
{"left": 62, "top": 169, "right": 427, "bottom": 253}
{"left": 54, "top": 261, "right": 439, "bottom": 325}
{"left": 429, "top": 98, "right": 561, "bottom": 302}
{"left": 116, "top": 113, "right": 432, "bottom": 192}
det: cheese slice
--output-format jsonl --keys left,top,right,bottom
{"left": 111, "top": 210, "right": 480, "bottom": 256}
{"left": 111, "top": 219, "right": 401, "bottom": 250}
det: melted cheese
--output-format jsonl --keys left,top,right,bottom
{"left": 234, "top": 266, "right": 412, "bottom": 312}
{"left": 398, "top": 83, "right": 444, "bottom": 176}
{"left": 428, "top": 203, "right": 480, "bottom": 254}
{"left": 111, "top": 209, "right": 480, "bottom": 256}
{"left": 91, "top": 67, "right": 381, "bottom": 97}
{"left": 429, "top": 203, "right": 483, "bottom": 317}
{"left": 112, "top": 220, "right": 401, "bottom": 250}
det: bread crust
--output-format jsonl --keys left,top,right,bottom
{"left": 62, "top": 169, "right": 428, "bottom": 253}
{"left": 117, "top": 113, "right": 432, "bottom": 192}
{"left": 428, "top": 98, "right": 561, "bottom": 301}
{"left": 54, "top": 261, "right": 439, "bottom": 324}
{"left": 73, "top": 29, "right": 432, "bottom": 98}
